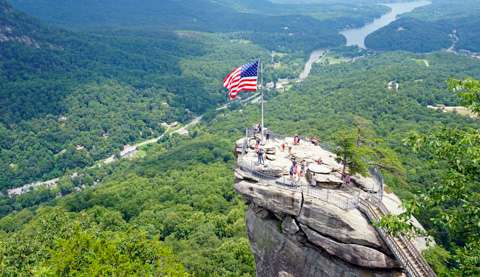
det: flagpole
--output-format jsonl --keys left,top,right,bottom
{"left": 259, "top": 59, "right": 264, "bottom": 138}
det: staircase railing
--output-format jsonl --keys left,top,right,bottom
{"left": 358, "top": 199, "right": 436, "bottom": 277}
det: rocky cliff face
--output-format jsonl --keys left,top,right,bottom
{"left": 236, "top": 173, "right": 405, "bottom": 277}
{"left": 246, "top": 205, "right": 404, "bottom": 277}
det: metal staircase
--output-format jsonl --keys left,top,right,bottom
{"left": 358, "top": 198, "right": 436, "bottom": 277}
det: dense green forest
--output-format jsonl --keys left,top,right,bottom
{"left": 9, "top": 0, "right": 399, "bottom": 54}
{"left": 366, "top": 16, "right": 480, "bottom": 53}
{"left": 1, "top": 0, "right": 396, "bottom": 190}
{"left": 10, "top": 0, "right": 386, "bottom": 30}
{"left": 0, "top": 0, "right": 276, "bottom": 189}
{"left": 0, "top": 135, "right": 254, "bottom": 275}
{"left": 1, "top": 49, "right": 479, "bottom": 275}
{"left": 365, "top": 17, "right": 451, "bottom": 53}
{"left": 408, "top": 0, "right": 480, "bottom": 21}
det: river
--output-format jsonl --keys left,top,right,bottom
{"left": 340, "top": 1, "right": 431, "bottom": 49}
{"left": 298, "top": 1, "right": 431, "bottom": 80}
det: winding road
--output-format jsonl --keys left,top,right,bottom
{"left": 299, "top": 49, "right": 327, "bottom": 81}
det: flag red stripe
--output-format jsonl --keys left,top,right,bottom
{"left": 231, "top": 83, "right": 257, "bottom": 89}
{"left": 230, "top": 84, "right": 257, "bottom": 93}
{"left": 223, "top": 67, "right": 239, "bottom": 82}
{"left": 223, "top": 67, "right": 241, "bottom": 86}
{"left": 227, "top": 79, "right": 257, "bottom": 89}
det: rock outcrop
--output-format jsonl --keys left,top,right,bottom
{"left": 236, "top": 175, "right": 402, "bottom": 275}
{"left": 235, "top": 134, "right": 431, "bottom": 277}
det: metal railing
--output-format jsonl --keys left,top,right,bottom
{"left": 304, "top": 184, "right": 359, "bottom": 210}
{"left": 237, "top": 159, "right": 302, "bottom": 189}
{"left": 362, "top": 160, "right": 435, "bottom": 276}
{"left": 237, "top": 158, "right": 358, "bottom": 211}
{"left": 358, "top": 199, "right": 436, "bottom": 277}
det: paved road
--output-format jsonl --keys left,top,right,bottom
{"left": 9, "top": 92, "right": 261, "bottom": 196}
{"left": 299, "top": 50, "right": 326, "bottom": 81}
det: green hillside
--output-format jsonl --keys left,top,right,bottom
{"left": 1, "top": 50, "right": 479, "bottom": 275}
{"left": 365, "top": 17, "right": 451, "bottom": 53}
{"left": 9, "top": 0, "right": 394, "bottom": 54}
{"left": 0, "top": 0, "right": 272, "bottom": 189}
{"left": 365, "top": 0, "right": 480, "bottom": 53}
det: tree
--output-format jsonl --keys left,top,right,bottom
{"left": 448, "top": 78, "right": 480, "bottom": 115}
{"left": 334, "top": 130, "right": 369, "bottom": 177}
{"left": 353, "top": 116, "right": 375, "bottom": 147}
{"left": 352, "top": 116, "right": 405, "bottom": 177}
{"left": 334, "top": 121, "right": 405, "bottom": 180}
{"left": 380, "top": 78, "right": 480, "bottom": 275}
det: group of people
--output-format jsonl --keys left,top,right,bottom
{"left": 289, "top": 159, "right": 307, "bottom": 181}
{"left": 254, "top": 123, "right": 270, "bottom": 165}
{"left": 249, "top": 126, "right": 354, "bottom": 186}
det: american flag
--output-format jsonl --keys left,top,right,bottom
{"left": 223, "top": 60, "right": 259, "bottom": 99}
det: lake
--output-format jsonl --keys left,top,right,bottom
{"left": 340, "top": 1, "right": 431, "bottom": 49}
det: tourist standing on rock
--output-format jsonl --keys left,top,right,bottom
{"left": 255, "top": 136, "right": 261, "bottom": 147}
{"left": 257, "top": 147, "right": 265, "bottom": 165}
{"left": 290, "top": 160, "right": 298, "bottom": 181}
{"left": 254, "top": 123, "right": 262, "bottom": 135}
{"left": 300, "top": 160, "right": 306, "bottom": 177}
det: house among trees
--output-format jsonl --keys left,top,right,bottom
{"left": 119, "top": 144, "right": 137, "bottom": 158}
{"left": 75, "top": 145, "right": 85, "bottom": 151}
{"left": 276, "top": 78, "right": 290, "bottom": 91}
{"left": 387, "top": 81, "right": 399, "bottom": 91}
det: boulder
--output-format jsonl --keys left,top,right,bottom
{"left": 311, "top": 173, "right": 343, "bottom": 188}
{"left": 352, "top": 174, "right": 379, "bottom": 192}
{"left": 246, "top": 208, "right": 403, "bottom": 277}
{"left": 298, "top": 194, "right": 387, "bottom": 252}
{"left": 282, "top": 216, "right": 300, "bottom": 235}
{"left": 301, "top": 224, "right": 400, "bottom": 269}
{"left": 266, "top": 154, "right": 276, "bottom": 161}
{"left": 235, "top": 180, "right": 302, "bottom": 216}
